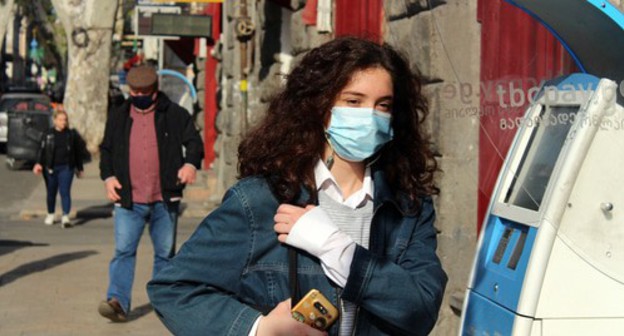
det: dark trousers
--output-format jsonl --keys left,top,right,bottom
{"left": 43, "top": 164, "right": 74, "bottom": 215}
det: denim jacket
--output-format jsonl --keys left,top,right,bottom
{"left": 147, "top": 170, "right": 447, "bottom": 336}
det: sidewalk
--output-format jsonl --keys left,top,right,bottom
{"left": 0, "top": 158, "right": 220, "bottom": 335}
{"left": 0, "top": 213, "right": 202, "bottom": 335}
{"left": 17, "top": 157, "right": 219, "bottom": 221}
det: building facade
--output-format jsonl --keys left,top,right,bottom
{"left": 206, "top": 0, "right": 615, "bottom": 334}
{"left": 209, "top": 1, "right": 479, "bottom": 334}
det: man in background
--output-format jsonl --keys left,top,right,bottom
{"left": 98, "top": 65, "right": 204, "bottom": 322}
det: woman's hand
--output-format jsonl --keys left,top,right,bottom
{"left": 274, "top": 204, "right": 316, "bottom": 243}
{"left": 32, "top": 164, "right": 43, "bottom": 175}
{"left": 256, "top": 299, "right": 327, "bottom": 336}
{"left": 76, "top": 170, "right": 84, "bottom": 178}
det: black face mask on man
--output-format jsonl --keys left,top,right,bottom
{"left": 131, "top": 94, "right": 155, "bottom": 110}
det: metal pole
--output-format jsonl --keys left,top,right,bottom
{"left": 158, "top": 38, "right": 164, "bottom": 84}
{"left": 239, "top": 0, "right": 248, "bottom": 133}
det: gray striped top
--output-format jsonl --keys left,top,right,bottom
{"left": 318, "top": 190, "right": 373, "bottom": 336}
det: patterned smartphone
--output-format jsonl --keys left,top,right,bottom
{"left": 291, "top": 289, "right": 339, "bottom": 330}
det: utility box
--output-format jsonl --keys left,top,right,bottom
{"left": 6, "top": 110, "right": 52, "bottom": 168}
{"left": 460, "top": 1, "right": 624, "bottom": 334}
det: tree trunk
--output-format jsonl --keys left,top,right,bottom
{"left": 0, "top": 0, "right": 16, "bottom": 54}
{"left": 50, "top": 0, "right": 118, "bottom": 153}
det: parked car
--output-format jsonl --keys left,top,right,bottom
{"left": 0, "top": 92, "right": 51, "bottom": 144}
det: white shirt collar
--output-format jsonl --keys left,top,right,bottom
{"left": 313, "top": 159, "right": 373, "bottom": 209}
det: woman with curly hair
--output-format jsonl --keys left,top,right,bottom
{"left": 148, "top": 37, "right": 447, "bottom": 336}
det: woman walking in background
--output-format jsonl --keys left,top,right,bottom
{"left": 33, "top": 108, "right": 86, "bottom": 228}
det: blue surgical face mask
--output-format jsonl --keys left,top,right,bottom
{"left": 326, "top": 106, "right": 394, "bottom": 162}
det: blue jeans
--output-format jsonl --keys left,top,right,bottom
{"left": 106, "top": 201, "right": 179, "bottom": 314}
{"left": 43, "top": 164, "right": 74, "bottom": 215}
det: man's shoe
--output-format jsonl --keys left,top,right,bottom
{"left": 44, "top": 214, "right": 55, "bottom": 226}
{"left": 61, "top": 215, "right": 72, "bottom": 228}
{"left": 98, "top": 298, "right": 127, "bottom": 322}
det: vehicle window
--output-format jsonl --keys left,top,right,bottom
{"left": 0, "top": 99, "right": 22, "bottom": 111}
{"left": 33, "top": 102, "right": 49, "bottom": 111}
{"left": 14, "top": 102, "right": 29, "bottom": 110}
{"left": 0, "top": 97, "right": 50, "bottom": 111}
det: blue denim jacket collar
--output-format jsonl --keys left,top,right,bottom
{"left": 372, "top": 168, "right": 419, "bottom": 217}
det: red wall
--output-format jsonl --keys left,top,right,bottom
{"left": 476, "top": 0, "right": 577, "bottom": 231}
{"left": 335, "top": 0, "right": 383, "bottom": 42}
{"left": 201, "top": 3, "right": 222, "bottom": 168}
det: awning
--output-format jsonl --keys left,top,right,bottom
{"left": 507, "top": 0, "right": 624, "bottom": 82}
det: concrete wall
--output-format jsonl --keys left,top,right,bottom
{"left": 608, "top": 0, "right": 624, "bottom": 11}
{"left": 384, "top": 1, "right": 480, "bottom": 335}
{"left": 214, "top": 0, "right": 330, "bottom": 198}
{"left": 215, "top": 1, "right": 481, "bottom": 334}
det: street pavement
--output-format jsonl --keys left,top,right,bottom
{"left": 0, "top": 156, "right": 213, "bottom": 335}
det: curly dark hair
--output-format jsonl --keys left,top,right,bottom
{"left": 238, "top": 36, "right": 438, "bottom": 207}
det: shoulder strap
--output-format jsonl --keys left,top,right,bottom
{"left": 288, "top": 247, "right": 301, "bottom": 303}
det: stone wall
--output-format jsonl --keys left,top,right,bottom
{"left": 384, "top": 1, "right": 480, "bottom": 334}
{"left": 608, "top": 0, "right": 624, "bottom": 11}
{"left": 213, "top": 0, "right": 330, "bottom": 198}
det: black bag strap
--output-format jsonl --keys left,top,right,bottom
{"left": 288, "top": 247, "right": 301, "bottom": 303}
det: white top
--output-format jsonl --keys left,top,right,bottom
{"left": 250, "top": 160, "right": 374, "bottom": 335}
{"left": 286, "top": 160, "right": 372, "bottom": 286}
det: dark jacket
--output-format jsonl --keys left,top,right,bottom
{"left": 99, "top": 93, "right": 204, "bottom": 208}
{"left": 147, "top": 170, "right": 448, "bottom": 336}
{"left": 37, "top": 127, "right": 86, "bottom": 173}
